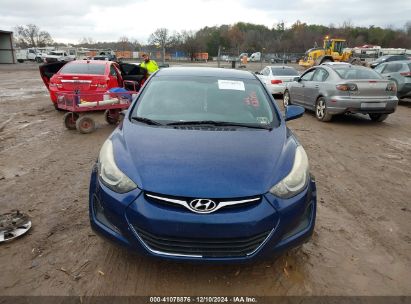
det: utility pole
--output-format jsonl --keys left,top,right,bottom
{"left": 217, "top": 45, "right": 221, "bottom": 68}
{"left": 260, "top": 48, "right": 265, "bottom": 70}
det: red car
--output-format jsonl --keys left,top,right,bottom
{"left": 39, "top": 60, "right": 147, "bottom": 109}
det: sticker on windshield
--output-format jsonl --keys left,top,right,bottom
{"left": 218, "top": 80, "right": 245, "bottom": 91}
{"left": 256, "top": 117, "right": 269, "bottom": 124}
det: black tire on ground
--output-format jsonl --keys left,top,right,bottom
{"left": 35, "top": 57, "right": 43, "bottom": 63}
{"left": 76, "top": 116, "right": 96, "bottom": 134}
{"left": 369, "top": 113, "right": 388, "bottom": 122}
{"left": 283, "top": 90, "right": 292, "bottom": 107}
{"left": 17, "top": 59, "right": 24, "bottom": 63}
{"left": 104, "top": 109, "right": 119, "bottom": 125}
{"left": 63, "top": 112, "right": 79, "bottom": 130}
{"left": 315, "top": 97, "right": 333, "bottom": 122}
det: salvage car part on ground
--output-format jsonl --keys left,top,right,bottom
{"left": 0, "top": 210, "right": 32, "bottom": 243}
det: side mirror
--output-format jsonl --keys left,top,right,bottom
{"left": 255, "top": 71, "right": 261, "bottom": 75}
{"left": 293, "top": 76, "right": 300, "bottom": 82}
{"left": 285, "top": 105, "right": 304, "bottom": 121}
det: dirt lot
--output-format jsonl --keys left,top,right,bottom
{"left": 0, "top": 62, "right": 410, "bottom": 297}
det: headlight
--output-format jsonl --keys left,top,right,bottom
{"left": 98, "top": 139, "right": 137, "bottom": 193}
{"left": 269, "top": 146, "right": 309, "bottom": 198}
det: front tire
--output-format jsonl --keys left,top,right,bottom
{"left": 283, "top": 90, "right": 292, "bottom": 107}
{"left": 315, "top": 97, "right": 333, "bottom": 122}
{"left": 369, "top": 113, "right": 388, "bottom": 122}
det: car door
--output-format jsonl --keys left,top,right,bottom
{"left": 108, "top": 64, "right": 121, "bottom": 88}
{"left": 304, "top": 68, "right": 329, "bottom": 109}
{"left": 117, "top": 63, "right": 148, "bottom": 91}
{"left": 380, "top": 62, "right": 402, "bottom": 80}
{"left": 292, "top": 69, "right": 316, "bottom": 106}
{"left": 374, "top": 63, "right": 387, "bottom": 75}
{"left": 39, "top": 61, "right": 68, "bottom": 90}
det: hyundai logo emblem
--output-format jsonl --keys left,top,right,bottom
{"left": 189, "top": 199, "right": 217, "bottom": 213}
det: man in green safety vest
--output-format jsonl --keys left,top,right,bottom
{"left": 140, "top": 53, "right": 159, "bottom": 76}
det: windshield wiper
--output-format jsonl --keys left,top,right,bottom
{"left": 131, "top": 116, "right": 163, "bottom": 126}
{"left": 166, "top": 120, "right": 272, "bottom": 130}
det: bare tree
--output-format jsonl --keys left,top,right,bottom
{"left": 118, "top": 36, "right": 133, "bottom": 52}
{"left": 405, "top": 21, "right": 411, "bottom": 36}
{"left": 148, "top": 28, "right": 174, "bottom": 63}
{"left": 176, "top": 30, "right": 203, "bottom": 61}
{"left": 79, "top": 37, "right": 95, "bottom": 45}
{"left": 14, "top": 24, "right": 53, "bottom": 47}
{"left": 130, "top": 38, "right": 142, "bottom": 51}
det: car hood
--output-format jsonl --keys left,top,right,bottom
{"left": 111, "top": 121, "right": 297, "bottom": 198}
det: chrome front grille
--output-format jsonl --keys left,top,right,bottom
{"left": 145, "top": 192, "right": 261, "bottom": 214}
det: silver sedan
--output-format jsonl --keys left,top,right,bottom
{"left": 283, "top": 63, "right": 398, "bottom": 122}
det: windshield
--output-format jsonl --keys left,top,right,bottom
{"left": 271, "top": 68, "right": 299, "bottom": 76}
{"left": 334, "top": 67, "right": 382, "bottom": 80}
{"left": 59, "top": 63, "right": 106, "bottom": 75}
{"left": 132, "top": 76, "right": 278, "bottom": 127}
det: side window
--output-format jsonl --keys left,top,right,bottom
{"left": 110, "top": 65, "right": 118, "bottom": 77}
{"left": 312, "top": 69, "right": 329, "bottom": 82}
{"left": 399, "top": 63, "right": 410, "bottom": 73}
{"left": 374, "top": 64, "right": 386, "bottom": 74}
{"left": 301, "top": 69, "right": 316, "bottom": 81}
{"left": 384, "top": 63, "right": 402, "bottom": 73}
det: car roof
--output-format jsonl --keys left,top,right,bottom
{"left": 321, "top": 62, "right": 350, "bottom": 66}
{"left": 378, "top": 54, "right": 407, "bottom": 59}
{"left": 267, "top": 65, "right": 297, "bottom": 69}
{"left": 380, "top": 60, "right": 411, "bottom": 64}
{"left": 69, "top": 59, "right": 112, "bottom": 65}
{"left": 155, "top": 67, "right": 256, "bottom": 79}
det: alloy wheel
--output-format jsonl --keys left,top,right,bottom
{"left": 316, "top": 99, "right": 326, "bottom": 119}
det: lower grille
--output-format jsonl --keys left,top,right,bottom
{"left": 134, "top": 227, "right": 271, "bottom": 258}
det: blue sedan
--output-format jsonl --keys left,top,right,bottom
{"left": 89, "top": 67, "right": 317, "bottom": 262}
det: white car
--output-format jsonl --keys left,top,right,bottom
{"left": 256, "top": 65, "right": 300, "bottom": 95}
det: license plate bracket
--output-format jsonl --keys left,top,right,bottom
{"left": 361, "top": 102, "right": 386, "bottom": 109}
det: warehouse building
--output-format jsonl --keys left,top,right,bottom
{"left": 0, "top": 30, "right": 16, "bottom": 64}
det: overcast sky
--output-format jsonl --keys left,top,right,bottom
{"left": 1, "top": 0, "right": 410, "bottom": 44}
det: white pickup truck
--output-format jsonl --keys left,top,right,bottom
{"left": 43, "top": 50, "right": 76, "bottom": 63}
{"left": 16, "top": 48, "right": 47, "bottom": 63}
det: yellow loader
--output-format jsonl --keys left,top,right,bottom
{"left": 299, "top": 37, "right": 362, "bottom": 68}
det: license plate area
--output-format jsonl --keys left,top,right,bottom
{"left": 361, "top": 102, "right": 386, "bottom": 109}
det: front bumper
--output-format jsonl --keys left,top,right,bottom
{"left": 89, "top": 166, "right": 317, "bottom": 262}
{"left": 326, "top": 96, "right": 398, "bottom": 115}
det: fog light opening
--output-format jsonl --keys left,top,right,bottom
{"left": 93, "top": 195, "right": 121, "bottom": 235}
{"left": 281, "top": 204, "right": 313, "bottom": 240}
